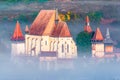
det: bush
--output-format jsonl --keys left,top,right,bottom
{"left": 17, "top": 14, "right": 28, "bottom": 22}
{"left": 76, "top": 31, "right": 93, "bottom": 55}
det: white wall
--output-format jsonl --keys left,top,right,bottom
{"left": 92, "top": 43, "right": 104, "bottom": 58}
{"left": 25, "top": 34, "right": 42, "bottom": 56}
{"left": 11, "top": 42, "right": 25, "bottom": 56}
{"left": 25, "top": 34, "right": 77, "bottom": 58}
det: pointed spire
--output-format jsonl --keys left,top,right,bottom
{"left": 55, "top": 8, "right": 59, "bottom": 21}
{"left": 106, "top": 28, "right": 110, "bottom": 39}
{"left": 55, "top": 8, "right": 59, "bottom": 24}
{"left": 84, "top": 16, "right": 92, "bottom": 33}
{"left": 25, "top": 25, "right": 29, "bottom": 34}
{"left": 11, "top": 21, "right": 24, "bottom": 41}
{"left": 86, "top": 16, "right": 90, "bottom": 26}
{"left": 92, "top": 27, "right": 104, "bottom": 41}
{"left": 104, "top": 28, "right": 113, "bottom": 44}
{"left": 84, "top": 26, "right": 92, "bottom": 33}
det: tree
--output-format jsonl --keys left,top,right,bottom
{"left": 87, "top": 11, "right": 103, "bottom": 23}
{"left": 76, "top": 31, "right": 94, "bottom": 55}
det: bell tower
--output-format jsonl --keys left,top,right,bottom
{"left": 11, "top": 21, "right": 25, "bottom": 56}
{"left": 104, "top": 28, "right": 113, "bottom": 53}
{"left": 91, "top": 28, "right": 104, "bottom": 58}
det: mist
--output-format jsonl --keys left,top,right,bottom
{"left": 0, "top": 20, "right": 120, "bottom": 80}
{"left": 1, "top": 54, "right": 120, "bottom": 80}
{"left": 1, "top": 1, "right": 120, "bottom": 80}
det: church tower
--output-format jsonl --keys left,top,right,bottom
{"left": 91, "top": 28, "right": 104, "bottom": 58}
{"left": 84, "top": 16, "right": 92, "bottom": 33}
{"left": 104, "top": 28, "right": 113, "bottom": 53}
{"left": 11, "top": 21, "right": 25, "bottom": 56}
{"left": 55, "top": 8, "right": 59, "bottom": 25}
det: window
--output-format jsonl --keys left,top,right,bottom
{"left": 62, "top": 44, "right": 64, "bottom": 53}
{"left": 67, "top": 44, "right": 69, "bottom": 53}
{"left": 45, "top": 41, "right": 47, "bottom": 45}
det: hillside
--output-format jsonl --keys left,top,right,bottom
{"left": 0, "top": 1, "right": 120, "bottom": 22}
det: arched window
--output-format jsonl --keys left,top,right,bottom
{"left": 62, "top": 44, "right": 64, "bottom": 53}
{"left": 67, "top": 44, "right": 69, "bottom": 53}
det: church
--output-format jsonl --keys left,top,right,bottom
{"left": 84, "top": 16, "right": 120, "bottom": 58}
{"left": 11, "top": 9, "right": 77, "bottom": 60}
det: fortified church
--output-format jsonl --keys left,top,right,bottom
{"left": 11, "top": 8, "right": 120, "bottom": 59}
{"left": 11, "top": 9, "right": 77, "bottom": 60}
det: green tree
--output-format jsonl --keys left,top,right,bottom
{"left": 76, "top": 31, "right": 93, "bottom": 55}
{"left": 87, "top": 11, "right": 103, "bottom": 23}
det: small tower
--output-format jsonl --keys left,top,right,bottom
{"left": 91, "top": 27, "right": 104, "bottom": 58}
{"left": 104, "top": 28, "right": 113, "bottom": 53}
{"left": 84, "top": 16, "right": 92, "bottom": 33}
{"left": 25, "top": 25, "right": 29, "bottom": 34}
{"left": 11, "top": 21, "right": 25, "bottom": 56}
{"left": 55, "top": 8, "right": 59, "bottom": 25}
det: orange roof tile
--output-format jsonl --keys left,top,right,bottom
{"left": 11, "top": 21, "right": 24, "bottom": 41}
{"left": 30, "top": 10, "right": 56, "bottom": 36}
{"left": 86, "top": 16, "right": 90, "bottom": 23}
{"left": 92, "top": 28, "right": 104, "bottom": 41}
{"left": 29, "top": 9, "right": 71, "bottom": 37}
{"left": 51, "top": 21, "right": 71, "bottom": 37}
{"left": 59, "top": 22, "right": 71, "bottom": 37}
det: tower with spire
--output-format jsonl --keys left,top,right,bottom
{"left": 104, "top": 28, "right": 114, "bottom": 53}
{"left": 11, "top": 21, "right": 25, "bottom": 56}
{"left": 91, "top": 27, "right": 104, "bottom": 57}
{"left": 55, "top": 8, "right": 59, "bottom": 25}
{"left": 84, "top": 16, "right": 92, "bottom": 33}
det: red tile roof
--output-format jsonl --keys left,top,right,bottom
{"left": 86, "top": 16, "right": 90, "bottom": 23}
{"left": 51, "top": 21, "right": 71, "bottom": 37}
{"left": 11, "top": 21, "right": 24, "bottom": 41}
{"left": 29, "top": 10, "right": 71, "bottom": 37}
{"left": 30, "top": 10, "right": 56, "bottom": 36}
{"left": 59, "top": 22, "right": 71, "bottom": 37}
{"left": 84, "top": 16, "right": 92, "bottom": 33}
{"left": 92, "top": 28, "right": 104, "bottom": 41}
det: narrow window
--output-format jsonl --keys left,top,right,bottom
{"left": 45, "top": 41, "right": 47, "bottom": 45}
{"left": 67, "top": 44, "right": 69, "bottom": 53}
{"left": 62, "top": 44, "right": 64, "bottom": 53}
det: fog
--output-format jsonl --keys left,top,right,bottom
{"left": 1, "top": 54, "right": 120, "bottom": 80}
{"left": 1, "top": 1, "right": 120, "bottom": 80}
{"left": 0, "top": 20, "right": 120, "bottom": 80}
